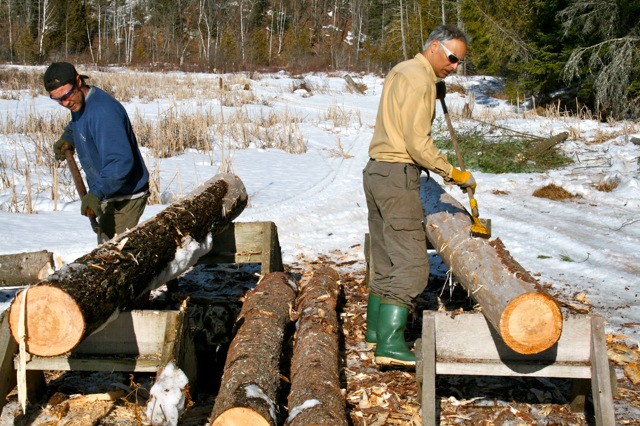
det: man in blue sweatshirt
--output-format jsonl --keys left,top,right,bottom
{"left": 44, "top": 62, "right": 149, "bottom": 242}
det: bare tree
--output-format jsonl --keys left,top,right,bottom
{"left": 399, "top": 0, "right": 406, "bottom": 60}
{"left": 38, "top": 0, "right": 55, "bottom": 55}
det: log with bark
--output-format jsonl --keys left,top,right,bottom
{"left": 421, "top": 177, "right": 562, "bottom": 355}
{"left": 0, "top": 250, "right": 54, "bottom": 286}
{"left": 8, "top": 173, "right": 248, "bottom": 357}
{"left": 524, "top": 131, "right": 569, "bottom": 160}
{"left": 343, "top": 75, "right": 365, "bottom": 94}
{"left": 287, "top": 266, "right": 347, "bottom": 426}
{"left": 211, "top": 271, "right": 298, "bottom": 426}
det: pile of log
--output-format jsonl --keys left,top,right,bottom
{"left": 420, "top": 177, "right": 563, "bottom": 355}
{"left": 211, "top": 267, "right": 345, "bottom": 426}
{"left": 8, "top": 173, "right": 248, "bottom": 357}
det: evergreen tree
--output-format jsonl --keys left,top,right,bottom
{"left": 560, "top": 0, "right": 640, "bottom": 119}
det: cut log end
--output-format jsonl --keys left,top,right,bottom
{"left": 212, "top": 407, "right": 271, "bottom": 426}
{"left": 499, "top": 292, "right": 563, "bottom": 355}
{"left": 9, "top": 285, "right": 85, "bottom": 357}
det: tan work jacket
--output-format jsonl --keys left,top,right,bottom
{"left": 369, "top": 53, "right": 453, "bottom": 180}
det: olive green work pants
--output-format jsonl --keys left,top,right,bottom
{"left": 363, "top": 159, "right": 429, "bottom": 308}
{"left": 98, "top": 194, "right": 149, "bottom": 242}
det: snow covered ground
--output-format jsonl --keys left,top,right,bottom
{"left": 0, "top": 66, "right": 639, "bottom": 420}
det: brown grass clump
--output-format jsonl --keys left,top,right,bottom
{"left": 532, "top": 184, "right": 579, "bottom": 200}
{"left": 595, "top": 179, "right": 620, "bottom": 192}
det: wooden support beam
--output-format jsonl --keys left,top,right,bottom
{"left": 0, "top": 310, "right": 18, "bottom": 411}
{"left": 421, "top": 177, "right": 562, "bottom": 354}
{"left": 198, "top": 221, "right": 283, "bottom": 274}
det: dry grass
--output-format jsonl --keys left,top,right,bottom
{"left": 134, "top": 106, "right": 218, "bottom": 158}
{"left": 0, "top": 68, "right": 44, "bottom": 99}
{"left": 532, "top": 184, "right": 579, "bottom": 200}
{"left": 320, "top": 104, "right": 362, "bottom": 130}
{"left": 594, "top": 177, "right": 621, "bottom": 192}
{"left": 0, "top": 67, "right": 310, "bottom": 213}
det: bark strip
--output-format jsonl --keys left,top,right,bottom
{"left": 211, "top": 271, "right": 298, "bottom": 426}
{"left": 9, "top": 173, "right": 248, "bottom": 357}
{"left": 287, "top": 266, "right": 347, "bottom": 426}
{"left": 421, "top": 178, "right": 562, "bottom": 354}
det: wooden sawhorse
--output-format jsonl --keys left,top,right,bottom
{"left": 418, "top": 312, "right": 616, "bottom": 426}
{"left": 200, "top": 221, "right": 283, "bottom": 274}
{"left": 1, "top": 309, "right": 197, "bottom": 412}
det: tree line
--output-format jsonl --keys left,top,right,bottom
{"left": 1, "top": 0, "right": 638, "bottom": 119}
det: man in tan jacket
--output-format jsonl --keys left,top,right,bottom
{"left": 363, "top": 24, "right": 476, "bottom": 367}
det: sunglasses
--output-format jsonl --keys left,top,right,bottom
{"left": 50, "top": 86, "right": 77, "bottom": 103}
{"left": 439, "top": 42, "right": 463, "bottom": 64}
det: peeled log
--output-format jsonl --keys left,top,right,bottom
{"left": 9, "top": 173, "right": 248, "bottom": 357}
{"left": 211, "top": 272, "right": 298, "bottom": 426}
{"left": 421, "top": 177, "right": 562, "bottom": 355}
{"left": 287, "top": 266, "right": 346, "bottom": 426}
{"left": 0, "top": 250, "right": 54, "bottom": 286}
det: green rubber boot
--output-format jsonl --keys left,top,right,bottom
{"left": 374, "top": 303, "right": 416, "bottom": 367}
{"left": 365, "top": 293, "right": 381, "bottom": 348}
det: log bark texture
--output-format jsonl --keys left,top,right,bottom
{"left": 9, "top": 173, "right": 247, "bottom": 357}
{"left": 211, "top": 272, "right": 298, "bottom": 426}
{"left": 0, "top": 250, "right": 54, "bottom": 286}
{"left": 421, "top": 177, "right": 562, "bottom": 354}
{"left": 211, "top": 271, "right": 298, "bottom": 426}
{"left": 287, "top": 266, "right": 346, "bottom": 426}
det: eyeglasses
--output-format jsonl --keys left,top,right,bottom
{"left": 439, "top": 42, "right": 463, "bottom": 64}
{"left": 50, "top": 86, "right": 76, "bottom": 103}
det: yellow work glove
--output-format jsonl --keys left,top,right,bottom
{"left": 448, "top": 167, "right": 476, "bottom": 192}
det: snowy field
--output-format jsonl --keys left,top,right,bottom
{"left": 0, "top": 66, "right": 639, "bottom": 420}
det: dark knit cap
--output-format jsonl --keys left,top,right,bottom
{"left": 43, "top": 62, "right": 86, "bottom": 91}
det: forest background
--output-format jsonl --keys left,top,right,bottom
{"left": 0, "top": 0, "right": 638, "bottom": 120}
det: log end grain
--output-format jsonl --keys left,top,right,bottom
{"left": 9, "top": 285, "right": 85, "bottom": 357}
{"left": 499, "top": 292, "right": 563, "bottom": 355}
{"left": 212, "top": 407, "right": 271, "bottom": 426}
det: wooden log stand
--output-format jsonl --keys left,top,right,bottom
{"left": 1, "top": 308, "right": 197, "bottom": 412}
{"left": 198, "top": 221, "right": 283, "bottom": 275}
{"left": 416, "top": 312, "right": 616, "bottom": 426}
{"left": 420, "top": 177, "right": 563, "bottom": 355}
{"left": 0, "top": 219, "right": 284, "bottom": 413}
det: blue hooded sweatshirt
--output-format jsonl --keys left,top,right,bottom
{"left": 61, "top": 87, "right": 149, "bottom": 200}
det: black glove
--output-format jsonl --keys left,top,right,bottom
{"left": 53, "top": 138, "right": 74, "bottom": 161}
{"left": 81, "top": 192, "right": 103, "bottom": 217}
{"left": 436, "top": 81, "right": 446, "bottom": 101}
